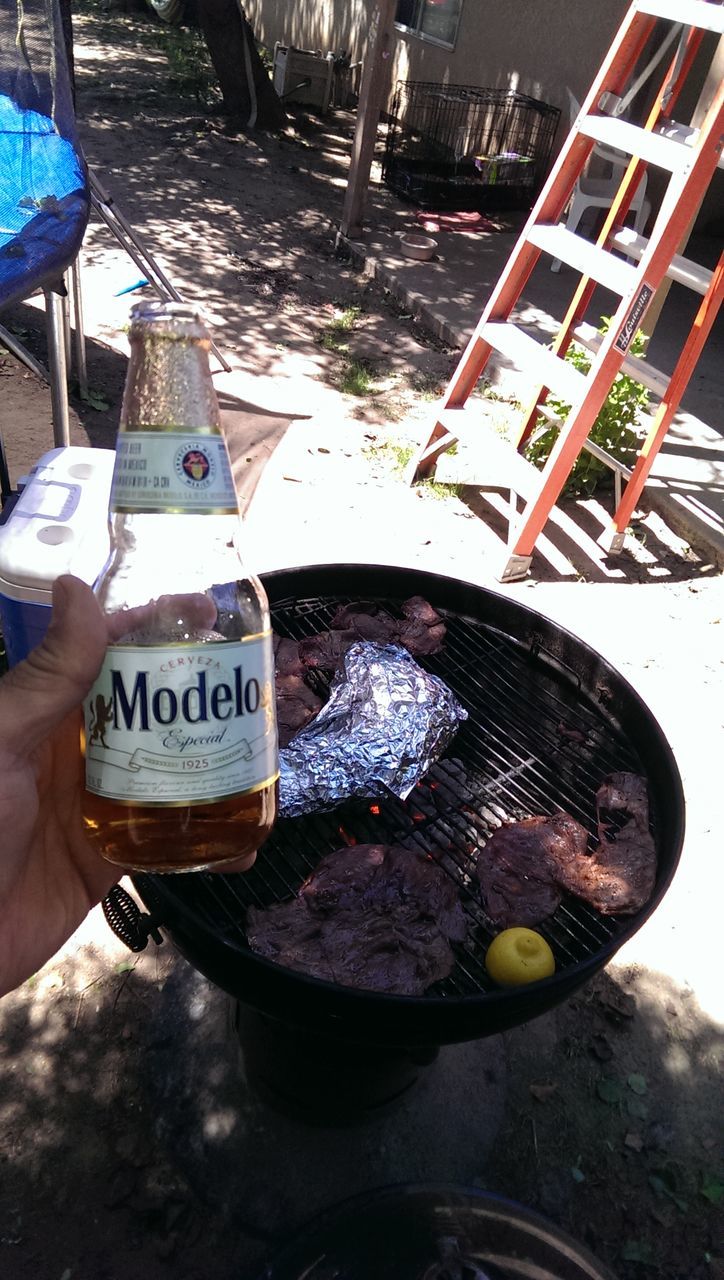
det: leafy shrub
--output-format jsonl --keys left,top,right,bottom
{"left": 525, "top": 320, "right": 650, "bottom": 497}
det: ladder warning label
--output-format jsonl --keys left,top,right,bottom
{"left": 615, "top": 284, "right": 654, "bottom": 353}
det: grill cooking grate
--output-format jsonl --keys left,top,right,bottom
{"left": 146, "top": 590, "right": 651, "bottom": 1000}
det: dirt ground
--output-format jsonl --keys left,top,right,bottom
{"left": 0, "top": 4, "right": 722, "bottom": 1279}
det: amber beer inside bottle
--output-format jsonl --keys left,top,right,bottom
{"left": 82, "top": 302, "right": 278, "bottom": 873}
{"left": 83, "top": 785, "right": 278, "bottom": 874}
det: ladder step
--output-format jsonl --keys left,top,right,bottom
{"left": 610, "top": 227, "right": 713, "bottom": 295}
{"left": 578, "top": 115, "right": 692, "bottom": 171}
{"left": 481, "top": 321, "right": 588, "bottom": 403}
{"left": 528, "top": 224, "right": 640, "bottom": 294}
{"left": 435, "top": 408, "right": 541, "bottom": 495}
{"left": 635, "top": 0, "right": 724, "bottom": 35}
{"left": 573, "top": 321, "right": 670, "bottom": 399}
{"left": 655, "top": 118, "right": 724, "bottom": 170}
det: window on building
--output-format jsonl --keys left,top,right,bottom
{"left": 395, "top": 0, "right": 463, "bottom": 49}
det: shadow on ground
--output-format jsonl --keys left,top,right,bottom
{"left": 0, "top": 938, "right": 720, "bottom": 1280}
{"left": 0, "top": 300, "right": 293, "bottom": 509}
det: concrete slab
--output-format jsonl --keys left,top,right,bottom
{"left": 339, "top": 200, "right": 724, "bottom": 566}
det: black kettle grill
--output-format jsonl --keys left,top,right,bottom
{"left": 117, "top": 565, "right": 684, "bottom": 1074}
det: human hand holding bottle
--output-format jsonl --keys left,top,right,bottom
{"left": 0, "top": 575, "right": 258, "bottom": 999}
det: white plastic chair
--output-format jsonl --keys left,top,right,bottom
{"left": 551, "top": 90, "right": 651, "bottom": 271}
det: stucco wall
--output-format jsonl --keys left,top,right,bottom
{"left": 245, "top": 0, "right": 722, "bottom": 230}
{"left": 244, "top": 0, "right": 369, "bottom": 67}
{"left": 244, "top": 0, "right": 631, "bottom": 121}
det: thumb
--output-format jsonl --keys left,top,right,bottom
{"left": 0, "top": 575, "right": 107, "bottom": 756}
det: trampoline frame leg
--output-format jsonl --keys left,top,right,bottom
{"left": 69, "top": 258, "right": 88, "bottom": 399}
{"left": 44, "top": 288, "right": 71, "bottom": 448}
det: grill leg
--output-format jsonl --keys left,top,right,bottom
{"left": 235, "top": 1004, "right": 439, "bottom": 1126}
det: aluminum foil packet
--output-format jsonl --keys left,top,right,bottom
{"left": 278, "top": 641, "right": 468, "bottom": 818}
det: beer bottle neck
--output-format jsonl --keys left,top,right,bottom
{"left": 120, "top": 334, "right": 221, "bottom": 433}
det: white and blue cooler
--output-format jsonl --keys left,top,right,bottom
{"left": 0, "top": 446, "right": 115, "bottom": 666}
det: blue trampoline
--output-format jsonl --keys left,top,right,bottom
{"left": 0, "top": 91, "right": 88, "bottom": 308}
{"left": 0, "top": 0, "right": 90, "bottom": 465}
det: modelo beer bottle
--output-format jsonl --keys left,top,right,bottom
{"left": 82, "top": 301, "right": 278, "bottom": 872}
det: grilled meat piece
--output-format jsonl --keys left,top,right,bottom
{"left": 552, "top": 773, "right": 656, "bottom": 915}
{"left": 246, "top": 844, "right": 467, "bottom": 995}
{"left": 397, "top": 595, "right": 447, "bottom": 656}
{"left": 273, "top": 635, "right": 307, "bottom": 679}
{"left": 330, "top": 602, "right": 399, "bottom": 643}
{"left": 275, "top": 675, "right": 323, "bottom": 748}
{"left": 476, "top": 813, "right": 587, "bottom": 928}
{"left": 301, "top": 597, "right": 447, "bottom": 674}
{"left": 273, "top": 635, "right": 324, "bottom": 747}
{"left": 297, "top": 629, "right": 357, "bottom": 672}
{"left": 477, "top": 777, "right": 656, "bottom": 926}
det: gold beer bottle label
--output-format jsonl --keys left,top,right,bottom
{"left": 84, "top": 635, "right": 279, "bottom": 806}
{"left": 111, "top": 428, "right": 238, "bottom": 515}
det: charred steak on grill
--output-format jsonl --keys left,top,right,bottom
{"left": 552, "top": 773, "right": 657, "bottom": 915}
{"left": 299, "top": 597, "right": 446, "bottom": 674}
{"left": 477, "top": 776, "right": 656, "bottom": 926}
{"left": 246, "top": 843, "right": 467, "bottom": 995}
{"left": 476, "top": 813, "right": 588, "bottom": 928}
{"left": 272, "top": 635, "right": 323, "bottom": 747}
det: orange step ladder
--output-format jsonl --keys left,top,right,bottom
{"left": 410, "top": 0, "right": 724, "bottom": 582}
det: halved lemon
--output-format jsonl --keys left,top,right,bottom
{"left": 485, "top": 927, "right": 556, "bottom": 986}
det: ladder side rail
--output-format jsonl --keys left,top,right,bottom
{"left": 411, "top": 5, "right": 710, "bottom": 487}
{"left": 621, "top": 84, "right": 724, "bottom": 307}
{"left": 514, "top": 24, "right": 706, "bottom": 451}
{"left": 608, "top": 251, "right": 724, "bottom": 541}
{"left": 508, "top": 95, "right": 724, "bottom": 562}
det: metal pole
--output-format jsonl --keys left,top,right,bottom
{"left": 62, "top": 276, "right": 72, "bottom": 375}
{"left": 44, "top": 289, "right": 71, "bottom": 448}
{"left": 0, "top": 323, "right": 49, "bottom": 382}
{"left": 70, "top": 257, "right": 89, "bottom": 398}
{"left": 0, "top": 431, "right": 12, "bottom": 502}
{"left": 89, "top": 172, "right": 232, "bottom": 373}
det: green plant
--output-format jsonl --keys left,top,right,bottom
{"left": 319, "top": 306, "right": 361, "bottom": 353}
{"left": 257, "top": 43, "right": 273, "bottom": 72}
{"left": 340, "top": 359, "right": 374, "bottom": 396}
{"left": 363, "top": 440, "right": 415, "bottom": 472}
{"left": 525, "top": 319, "right": 650, "bottom": 497}
{"left": 158, "top": 25, "right": 219, "bottom": 107}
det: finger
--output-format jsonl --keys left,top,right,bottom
{"left": 107, "top": 592, "right": 219, "bottom": 642}
{"left": 0, "top": 576, "right": 107, "bottom": 756}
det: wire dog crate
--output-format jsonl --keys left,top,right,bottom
{"left": 383, "top": 82, "right": 560, "bottom": 212}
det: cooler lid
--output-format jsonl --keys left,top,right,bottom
{"left": 0, "top": 446, "right": 115, "bottom": 600}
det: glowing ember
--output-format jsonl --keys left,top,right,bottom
{"left": 369, "top": 804, "right": 381, "bottom": 815}
{"left": 337, "top": 825, "right": 358, "bottom": 846}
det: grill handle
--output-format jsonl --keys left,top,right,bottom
{"left": 102, "top": 884, "right": 164, "bottom": 953}
{"left": 530, "top": 634, "right": 583, "bottom": 694}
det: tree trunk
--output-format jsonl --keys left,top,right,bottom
{"left": 197, "top": 0, "right": 286, "bottom": 131}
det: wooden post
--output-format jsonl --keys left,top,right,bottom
{"left": 339, "top": 0, "right": 398, "bottom": 240}
{"left": 642, "top": 35, "right": 724, "bottom": 341}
